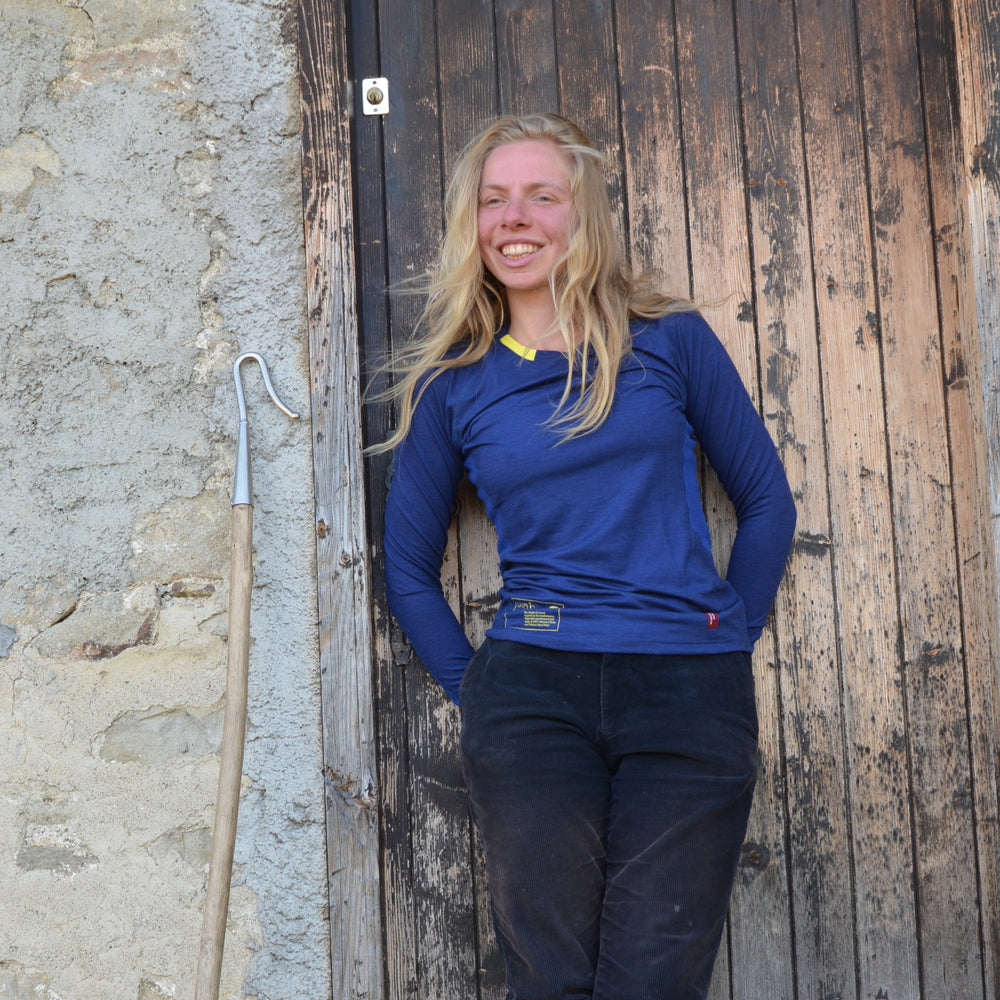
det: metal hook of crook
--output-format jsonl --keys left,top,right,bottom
{"left": 232, "top": 352, "right": 300, "bottom": 506}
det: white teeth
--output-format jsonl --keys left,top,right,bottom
{"left": 501, "top": 243, "right": 539, "bottom": 259}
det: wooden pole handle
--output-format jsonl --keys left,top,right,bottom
{"left": 195, "top": 503, "right": 254, "bottom": 1000}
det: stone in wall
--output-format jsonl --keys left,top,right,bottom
{"left": 0, "top": 133, "right": 61, "bottom": 201}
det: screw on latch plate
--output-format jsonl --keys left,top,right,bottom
{"left": 362, "top": 77, "right": 389, "bottom": 116}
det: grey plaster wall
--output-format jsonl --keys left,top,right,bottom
{"left": 0, "top": 2, "right": 329, "bottom": 997}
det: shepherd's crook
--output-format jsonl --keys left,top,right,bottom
{"left": 195, "top": 353, "right": 299, "bottom": 1000}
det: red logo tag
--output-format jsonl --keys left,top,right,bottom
{"left": 706, "top": 612, "right": 720, "bottom": 629}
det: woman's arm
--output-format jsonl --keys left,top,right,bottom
{"left": 680, "top": 314, "right": 797, "bottom": 640}
{"left": 383, "top": 377, "right": 473, "bottom": 702}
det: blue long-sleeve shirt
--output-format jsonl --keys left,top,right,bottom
{"left": 384, "top": 312, "right": 796, "bottom": 702}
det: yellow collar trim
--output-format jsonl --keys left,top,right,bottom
{"left": 500, "top": 333, "right": 536, "bottom": 361}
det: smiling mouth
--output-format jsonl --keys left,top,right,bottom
{"left": 500, "top": 243, "right": 540, "bottom": 260}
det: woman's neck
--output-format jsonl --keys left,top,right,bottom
{"left": 507, "top": 294, "right": 576, "bottom": 352}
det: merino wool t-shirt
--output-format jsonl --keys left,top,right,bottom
{"left": 383, "top": 312, "right": 797, "bottom": 703}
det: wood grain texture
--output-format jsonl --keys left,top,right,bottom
{"left": 494, "top": 0, "right": 559, "bottom": 114}
{"left": 795, "top": 0, "right": 921, "bottom": 995}
{"left": 950, "top": 0, "right": 1000, "bottom": 557}
{"left": 553, "top": 0, "right": 626, "bottom": 225}
{"left": 615, "top": 0, "right": 689, "bottom": 283}
{"left": 856, "top": 3, "right": 982, "bottom": 996}
{"left": 939, "top": 1, "right": 1000, "bottom": 995}
{"left": 298, "top": 1, "right": 383, "bottom": 997}
{"left": 553, "top": 0, "right": 620, "bottom": 152}
{"left": 439, "top": 0, "right": 499, "bottom": 167}
{"left": 346, "top": 0, "right": 416, "bottom": 987}
{"left": 673, "top": 4, "right": 794, "bottom": 997}
{"left": 379, "top": 2, "right": 483, "bottom": 997}
{"left": 734, "top": 3, "right": 856, "bottom": 997}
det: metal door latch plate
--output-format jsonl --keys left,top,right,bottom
{"left": 362, "top": 78, "right": 389, "bottom": 116}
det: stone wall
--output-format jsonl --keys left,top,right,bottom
{"left": 0, "top": 2, "right": 329, "bottom": 997}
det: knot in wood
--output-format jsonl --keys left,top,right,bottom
{"left": 740, "top": 842, "right": 771, "bottom": 872}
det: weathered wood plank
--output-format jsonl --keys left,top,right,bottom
{"left": 378, "top": 1, "right": 480, "bottom": 997}
{"left": 438, "top": 0, "right": 499, "bottom": 168}
{"left": 794, "top": 1, "right": 921, "bottom": 996}
{"left": 352, "top": 29, "right": 419, "bottom": 1000}
{"left": 939, "top": 2, "right": 1000, "bottom": 995}
{"left": 380, "top": 0, "right": 445, "bottom": 296}
{"left": 404, "top": 647, "right": 477, "bottom": 1000}
{"left": 494, "top": 0, "right": 559, "bottom": 115}
{"left": 674, "top": 4, "right": 796, "bottom": 999}
{"left": 856, "top": 3, "right": 982, "bottom": 996}
{"left": 552, "top": 0, "right": 619, "bottom": 148}
{"left": 297, "top": 1, "right": 383, "bottom": 997}
{"left": 552, "top": 0, "right": 626, "bottom": 220}
{"left": 950, "top": 0, "right": 1000, "bottom": 575}
{"left": 615, "top": 0, "right": 689, "bottom": 283}
{"left": 348, "top": 0, "right": 427, "bottom": 992}
{"left": 672, "top": 1, "right": 755, "bottom": 370}
{"left": 345, "top": 0, "right": 420, "bottom": 996}
{"left": 734, "top": 2, "right": 857, "bottom": 997}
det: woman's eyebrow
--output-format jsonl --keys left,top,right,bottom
{"left": 479, "top": 179, "right": 567, "bottom": 192}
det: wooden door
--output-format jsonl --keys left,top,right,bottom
{"left": 300, "top": 1, "right": 1000, "bottom": 998}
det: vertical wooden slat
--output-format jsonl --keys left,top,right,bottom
{"left": 494, "top": 0, "right": 559, "bottom": 114}
{"left": 297, "top": 2, "right": 383, "bottom": 998}
{"left": 734, "top": 3, "right": 857, "bottom": 998}
{"left": 951, "top": 0, "right": 1000, "bottom": 577}
{"left": 794, "top": 1, "right": 921, "bottom": 997}
{"left": 672, "top": 5, "right": 796, "bottom": 998}
{"left": 941, "top": 1, "right": 1000, "bottom": 995}
{"left": 377, "top": 2, "right": 481, "bottom": 998}
{"left": 615, "top": 0, "right": 689, "bottom": 283}
{"left": 346, "top": 2, "right": 420, "bottom": 997}
{"left": 551, "top": 0, "right": 630, "bottom": 275}
{"left": 438, "top": 0, "right": 500, "bottom": 167}
{"left": 855, "top": 3, "right": 982, "bottom": 997}
{"left": 552, "top": 0, "right": 625, "bottom": 215}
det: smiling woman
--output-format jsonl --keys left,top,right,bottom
{"left": 375, "top": 112, "right": 797, "bottom": 1000}
{"left": 374, "top": 115, "right": 691, "bottom": 449}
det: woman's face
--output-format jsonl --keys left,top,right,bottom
{"left": 477, "top": 139, "right": 574, "bottom": 301}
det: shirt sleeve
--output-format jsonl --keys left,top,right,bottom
{"left": 678, "top": 314, "right": 797, "bottom": 641}
{"left": 382, "top": 374, "right": 473, "bottom": 702}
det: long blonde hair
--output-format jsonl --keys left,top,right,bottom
{"left": 370, "top": 112, "right": 685, "bottom": 452}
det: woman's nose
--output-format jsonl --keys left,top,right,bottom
{"left": 502, "top": 197, "right": 528, "bottom": 226}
